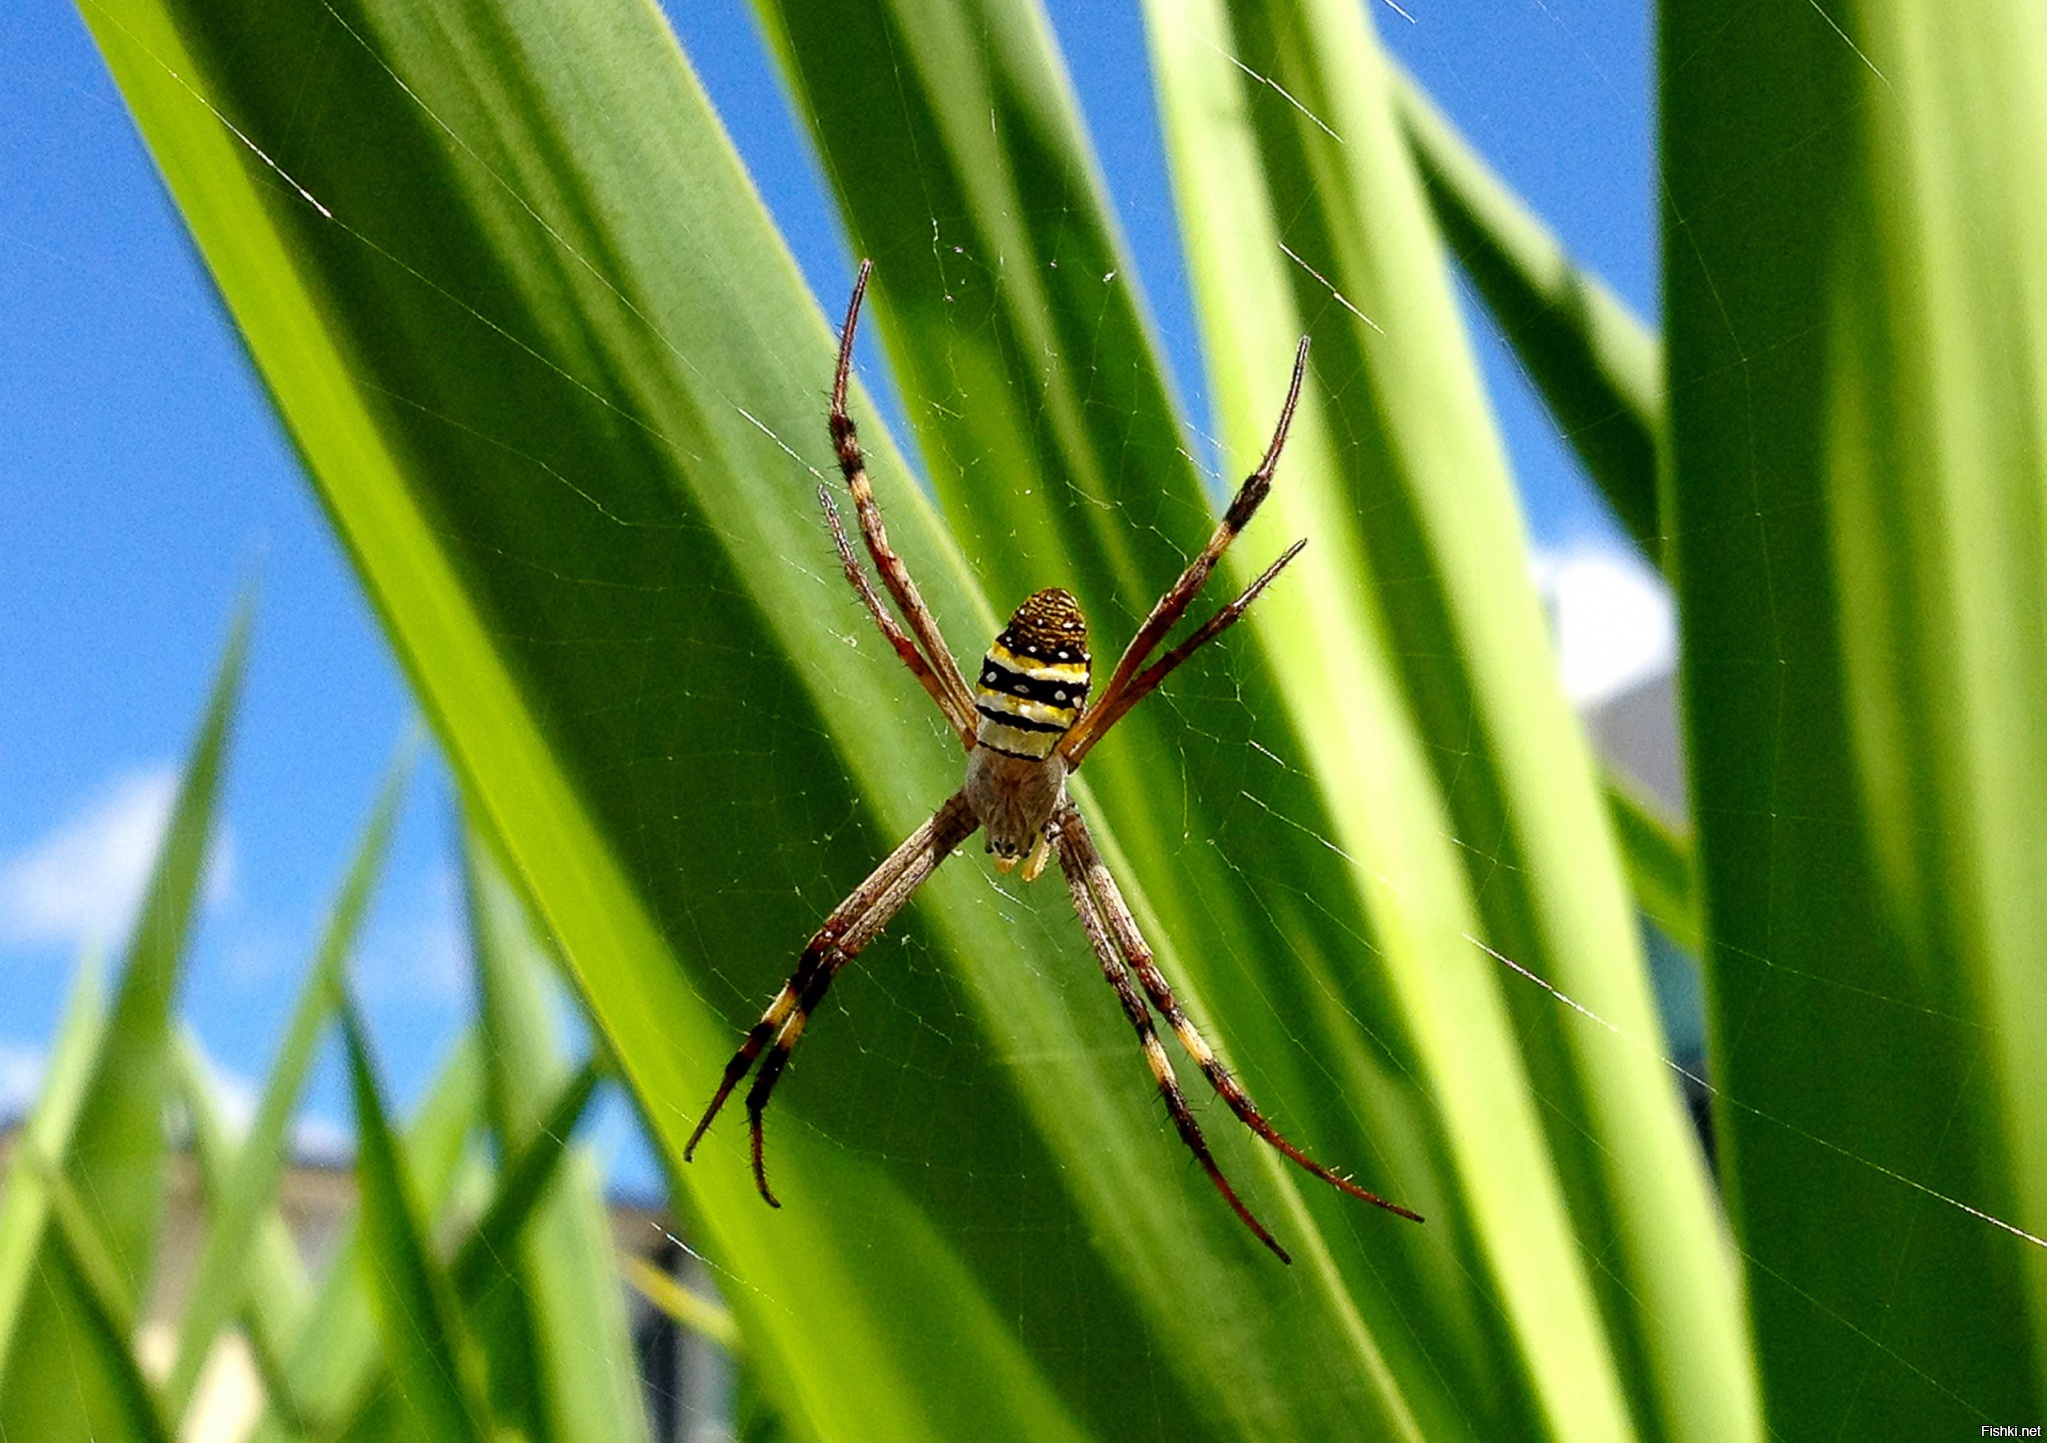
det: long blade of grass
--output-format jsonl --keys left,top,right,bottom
{"left": 448, "top": 1058, "right": 603, "bottom": 1296}
{"left": 18, "top": 1146, "right": 174, "bottom": 1443}
{"left": 1664, "top": 0, "right": 2047, "bottom": 1429}
{"left": 81, "top": 0, "right": 1184, "bottom": 1435}
{"left": 1145, "top": 3, "right": 1757, "bottom": 1439}
{"left": 68, "top": 600, "right": 249, "bottom": 1295}
{"left": 340, "top": 998, "right": 498, "bottom": 1443}
{"left": 466, "top": 829, "right": 650, "bottom": 1443}
{"left": 175, "top": 1035, "right": 316, "bottom": 1431}
{"left": 0, "top": 952, "right": 106, "bottom": 1352}
{"left": 163, "top": 735, "right": 415, "bottom": 1414}
{"left": 242, "top": 1031, "right": 486, "bottom": 1443}
{"left": 752, "top": 1, "right": 1481, "bottom": 1436}
{"left": 0, "top": 604, "right": 249, "bottom": 1439}
{"left": 322, "top": 1056, "right": 606, "bottom": 1443}
{"left": 1389, "top": 63, "right": 1665, "bottom": 557}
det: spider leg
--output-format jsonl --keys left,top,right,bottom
{"left": 1062, "top": 336, "right": 1310, "bottom": 764}
{"left": 1051, "top": 805, "right": 1292, "bottom": 1263}
{"left": 1058, "top": 805, "right": 1422, "bottom": 1226}
{"left": 685, "top": 791, "right": 979, "bottom": 1205}
{"left": 827, "top": 260, "right": 978, "bottom": 737}
{"left": 820, "top": 485, "right": 974, "bottom": 750}
{"left": 1062, "top": 539, "right": 1306, "bottom": 767}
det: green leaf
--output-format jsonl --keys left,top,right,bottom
{"left": 1389, "top": 63, "right": 1666, "bottom": 558}
{"left": 164, "top": 734, "right": 415, "bottom": 1415}
{"left": 80, "top": 0, "right": 1149, "bottom": 1436}
{"left": 175, "top": 1035, "right": 317, "bottom": 1433}
{"left": 243, "top": 1031, "right": 486, "bottom": 1443}
{"left": 1145, "top": 2, "right": 1755, "bottom": 1439}
{"left": 0, "top": 603, "right": 248, "bottom": 1440}
{"left": 1665, "top": 0, "right": 2047, "bottom": 1430}
{"left": 68, "top": 599, "right": 248, "bottom": 1295}
{"left": 17, "top": 1146, "right": 174, "bottom": 1443}
{"left": 1602, "top": 768, "right": 1700, "bottom": 958}
{"left": 448, "top": 1059, "right": 603, "bottom": 1298}
{"left": 0, "top": 951, "right": 107, "bottom": 1354}
{"left": 619, "top": 1253, "right": 739, "bottom": 1351}
{"left": 341, "top": 997, "right": 498, "bottom": 1443}
{"left": 323, "top": 1055, "right": 606, "bottom": 1443}
{"left": 467, "top": 826, "right": 650, "bottom": 1443}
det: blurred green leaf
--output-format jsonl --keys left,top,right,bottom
{"left": 448, "top": 1058, "right": 603, "bottom": 1297}
{"left": 164, "top": 735, "right": 415, "bottom": 1414}
{"left": 175, "top": 1035, "right": 317, "bottom": 1433}
{"left": 467, "top": 829, "right": 651, "bottom": 1443}
{"left": 1665, "top": 0, "right": 2047, "bottom": 1430}
{"left": 341, "top": 997, "right": 498, "bottom": 1443}
{"left": 244, "top": 1032, "right": 486, "bottom": 1443}
{"left": 0, "top": 952, "right": 106, "bottom": 1351}
{"left": 0, "top": 604, "right": 248, "bottom": 1440}
{"left": 1601, "top": 768, "right": 1700, "bottom": 958}
{"left": 323, "top": 1054, "right": 606, "bottom": 1443}
{"left": 68, "top": 601, "right": 248, "bottom": 1292}
{"left": 620, "top": 1252, "right": 738, "bottom": 1351}
{"left": 19, "top": 1146, "right": 174, "bottom": 1443}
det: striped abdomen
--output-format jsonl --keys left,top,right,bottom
{"left": 974, "top": 588, "right": 1091, "bottom": 760}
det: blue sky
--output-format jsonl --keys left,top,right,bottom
{"left": 0, "top": 0, "right": 1654, "bottom": 1186}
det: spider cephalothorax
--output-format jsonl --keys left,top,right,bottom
{"left": 682, "top": 260, "right": 1419, "bottom": 1263}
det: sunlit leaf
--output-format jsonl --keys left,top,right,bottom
{"left": 1666, "top": 0, "right": 2047, "bottom": 1429}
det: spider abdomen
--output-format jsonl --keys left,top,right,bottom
{"left": 973, "top": 588, "right": 1091, "bottom": 761}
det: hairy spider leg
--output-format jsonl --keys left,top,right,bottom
{"left": 685, "top": 791, "right": 979, "bottom": 1199}
{"left": 1062, "top": 335, "right": 1311, "bottom": 765}
{"left": 1059, "top": 805, "right": 1423, "bottom": 1225}
{"left": 1067, "top": 540, "right": 1307, "bottom": 763}
{"left": 1051, "top": 808, "right": 1292, "bottom": 1263}
{"left": 820, "top": 486, "right": 973, "bottom": 751}
{"left": 828, "top": 260, "right": 977, "bottom": 737}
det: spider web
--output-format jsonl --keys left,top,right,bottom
{"left": 12, "top": 0, "right": 2042, "bottom": 1437}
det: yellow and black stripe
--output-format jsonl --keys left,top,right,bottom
{"left": 975, "top": 588, "right": 1091, "bottom": 759}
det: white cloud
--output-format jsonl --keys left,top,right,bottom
{"left": 0, "top": 767, "right": 233, "bottom": 953}
{"left": 1532, "top": 542, "right": 1677, "bottom": 708}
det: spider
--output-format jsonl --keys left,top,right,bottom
{"left": 684, "top": 261, "right": 1422, "bottom": 1262}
